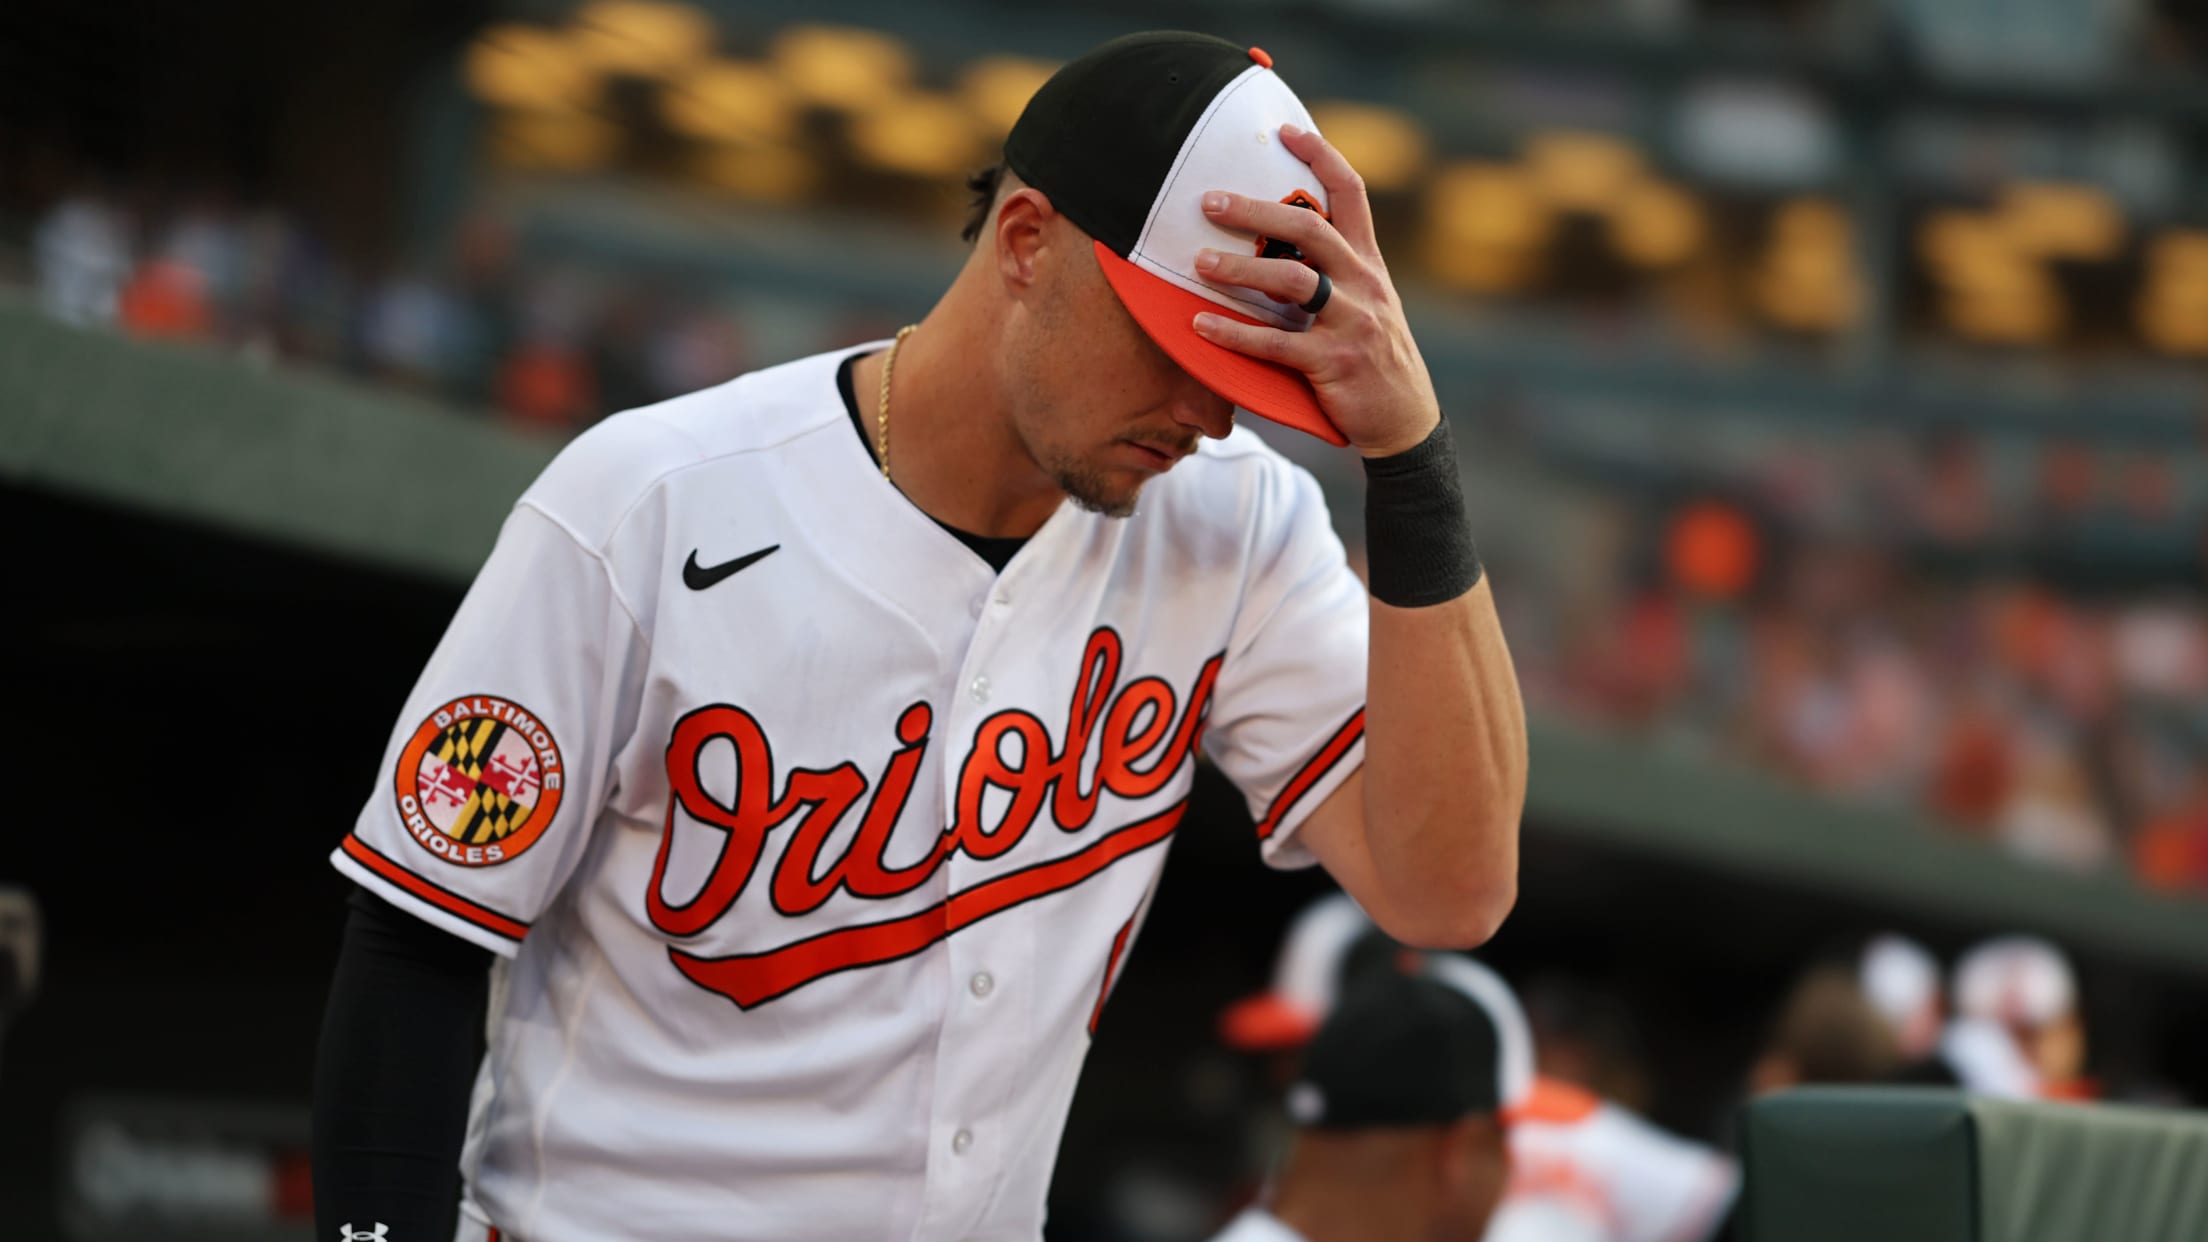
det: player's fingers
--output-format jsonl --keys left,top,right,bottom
{"left": 1201, "top": 191, "right": 1358, "bottom": 277}
{"left": 1280, "top": 124, "right": 1377, "bottom": 258}
{"left": 1189, "top": 309, "right": 1318, "bottom": 367}
{"left": 1194, "top": 250, "right": 1325, "bottom": 309}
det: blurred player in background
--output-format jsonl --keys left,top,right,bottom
{"left": 1518, "top": 976, "right": 1657, "bottom": 1119}
{"left": 1746, "top": 963, "right": 1902, "bottom": 1095}
{"left": 1210, "top": 965, "right": 1517, "bottom": 1242}
{"left": 1857, "top": 933, "right": 1945, "bottom": 1066}
{"left": 1942, "top": 934, "right": 2092, "bottom": 1100}
{"left": 1223, "top": 893, "right": 1737, "bottom": 1242}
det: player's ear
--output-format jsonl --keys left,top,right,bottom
{"left": 993, "top": 186, "right": 1057, "bottom": 291}
{"left": 1437, "top": 1114, "right": 1510, "bottom": 1224}
{"left": 1436, "top": 1114, "right": 1505, "bottom": 1191}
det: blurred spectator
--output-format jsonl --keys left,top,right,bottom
{"left": 650, "top": 307, "right": 751, "bottom": 399}
{"left": 116, "top": 257, "right": 214, "bottom": 339}
{"left": 1947, "top": 935, "right": 2092, "bottom": 1100}
{"left": 361, "top": 270, "right": 464, "bottom": 389}
{"left": 2135, "top": 771, "right": 2208, "bottom": 893}
{"left": 1996, "top": 733, "right": 2114, "bottom": 871}
{"left": 1543, "top": 524, "right": 2205, "bottom": 890}
{"left": 1927, "top": 687, "right": 2014, "bottom": 830}
{"left": 591, "top": 289, "right": 662, "bottom": 415}
{"left": 1912, "top": 435, "right": 1996, "bottom": 546}
{"left": 10, "top": 167, "right": 2205, "bottom": 901}
{"left": 1857, "top": 934, "right": 1944, "bottom": 1064}
{"left": 498, "top": 336, "right": 600, "bottom": 428}
{"left": 1664, "top": 500, "right": 1761, "bottom": 600}
{"left": 32, "top": 191, "right": 131, "bottom": 326}
{"left": 161, "top": 194, "right": 248, "bottom": 331}
{"left": 1520, "top": 976, "right": 1655, "bottom": 1117}
{"left": 1746, "top": 965, "right": 1899, "bottom": 1094}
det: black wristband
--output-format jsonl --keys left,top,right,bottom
{"left": 1361, "top": 417, "right": 1482, "bottom": 608}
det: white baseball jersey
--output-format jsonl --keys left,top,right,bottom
{"left": 1207, "top": 1207, "right": 1311, "bottom": 1242}
{"left": 1485, "top": 1080, "right": 1738, "bottom": 1242}
{"left": 331, "top": 343, "right": 1370, "bottom": 1242}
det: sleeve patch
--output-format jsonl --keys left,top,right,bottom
{"left": 392, "top": 694, "right": 566, "bottom": 867}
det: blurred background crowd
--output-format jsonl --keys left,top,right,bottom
{"left": 9, "top": 0, "right": 2208, "bottom": 893}
{"left": 4, "top": 0, "right": 2208, "bottom": 1239}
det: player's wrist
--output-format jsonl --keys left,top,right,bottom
{"left": 1361, "top": 416, "right": 1482, "bottom": 608}
{"left": 1352, "top": 407, "right": 1441, "bottom": 460}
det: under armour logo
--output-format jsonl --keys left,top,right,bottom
{"left": 339, "top": 1225, "right": 389, "bottom": 1241}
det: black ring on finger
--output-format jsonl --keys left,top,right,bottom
{"left": 1299, "top": 270, "right": 1332, "bottom": 315}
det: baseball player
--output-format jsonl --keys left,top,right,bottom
{"left": 1746, "top": 963, "right": 1901, "bottom": 1095}
{"left": 1223, "top": 894, "right": 1736, "bottom": 1242}
{"left": 312, "top": 31, "right": 1527, "bottom": 1242}
{"left": 1923, "top": 934, "right": 2090, "bottom": 1100}
{"left": 1857, "top": 933, "right": 1944, "bottom": 1064}
{"left": 1209, "top": 965, "right": 1519, "bottom": 1242}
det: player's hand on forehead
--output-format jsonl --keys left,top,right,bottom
{"left": 1189, "top": 124, "right": 1441, "bottom": 460}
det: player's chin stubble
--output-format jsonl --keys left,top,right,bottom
{"left": 1051, "top": 456, "right": 1141, "bottom": 519}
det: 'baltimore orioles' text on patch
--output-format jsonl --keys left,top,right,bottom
{"left": 392, "top": 695, "right": 564, "bottom": 867}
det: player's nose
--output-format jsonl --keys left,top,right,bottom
{"left": 1167, "top": 381, "right": 1236, "bottom": 441}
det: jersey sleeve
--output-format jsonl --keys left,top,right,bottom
{"left": 1482, "top": 1196, "right": 1615, "bottom": 1242}
{"left": 332, "top": 501, "right": 650, "bottom": 957}
{"left": 1201, "top": 453, "right": 1369, "bottom": 870}
{"left": 1599, "top": 1107, "right": 1741, "bottom": 1242}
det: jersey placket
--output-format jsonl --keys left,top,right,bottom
{"left": 910, "top": 522, "right": 1065, "bottom": 1240}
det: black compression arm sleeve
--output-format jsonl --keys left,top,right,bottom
{"left": 313, "top": 887, "right": 492, "bottom": 1241}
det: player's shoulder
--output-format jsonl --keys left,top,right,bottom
{"left": 1147, "top": 422, "right": 1332, "bottom": 533}
{"left": 1579, "top": 1099, "right": 1736, "bottom": 1204}
{"left": 1584, "top": 1099, "right": 1738, "bottom": 1242}
{"left": 1586, "top": 1098, "right": 1702, "bottom": 1150}
{"left": 519, "top": 345, "right": 866, "bottom": 547}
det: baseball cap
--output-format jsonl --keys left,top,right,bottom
{"left": 1218, "top": 893, "right": 1406, "bottom": 1051}
{"left": 1286, "top": 968, "right": 1511, "bottom": 1130}
{"left": 1953, "top": 935, "right": 2076, "bottom": 1028}
{"left": 1423, "top": 953, "right": 1538, "bottom": 1120}
{"left": 1859, "top": 934, "right": 1940, "bottom": 1025}
{"left": 1004, "top": 31, "right": 1348, "bottom": 445}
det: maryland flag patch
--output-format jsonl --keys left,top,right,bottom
{"left": 392, "top": 695, "right": 565, "bottom": 867}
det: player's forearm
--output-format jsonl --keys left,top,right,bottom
{"left": 313, "top": 889, "right": 490, "bottom": 1241}
{"left": 1359, "top": 579, "right": 1526, "bottom": 948}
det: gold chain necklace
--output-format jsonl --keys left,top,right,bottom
{"left": 875, "top": 324, "right": 918, "bottom": 480}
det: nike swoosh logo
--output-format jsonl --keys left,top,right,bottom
{"left": 684, "top": 545, "right": 780, "bottom": 591}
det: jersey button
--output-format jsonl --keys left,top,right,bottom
{"left": 969, "top": 675, "right": 991, "bottom": 704}
{"left": 952, "top": 1128, "right": 975, "bottom": 1155}
{"left": 969, "top": 972, "right": 995, "bottom": 999}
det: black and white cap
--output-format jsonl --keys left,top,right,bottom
{"left": 1004, "top": 31, "right": 1345, "bottom": 444}
{"left": 1285, "top": 958, "right": 1532, "bottom": 1130}
{"left": 1218, "top": 893, "right": 1403, "bottom": 1051}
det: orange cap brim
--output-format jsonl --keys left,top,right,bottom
{"left": 1095, "top": 240, "right": 1349, "bottom": 447}
{"left": 1218, "top": 992, "right": 1322, "bottom": 1051}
